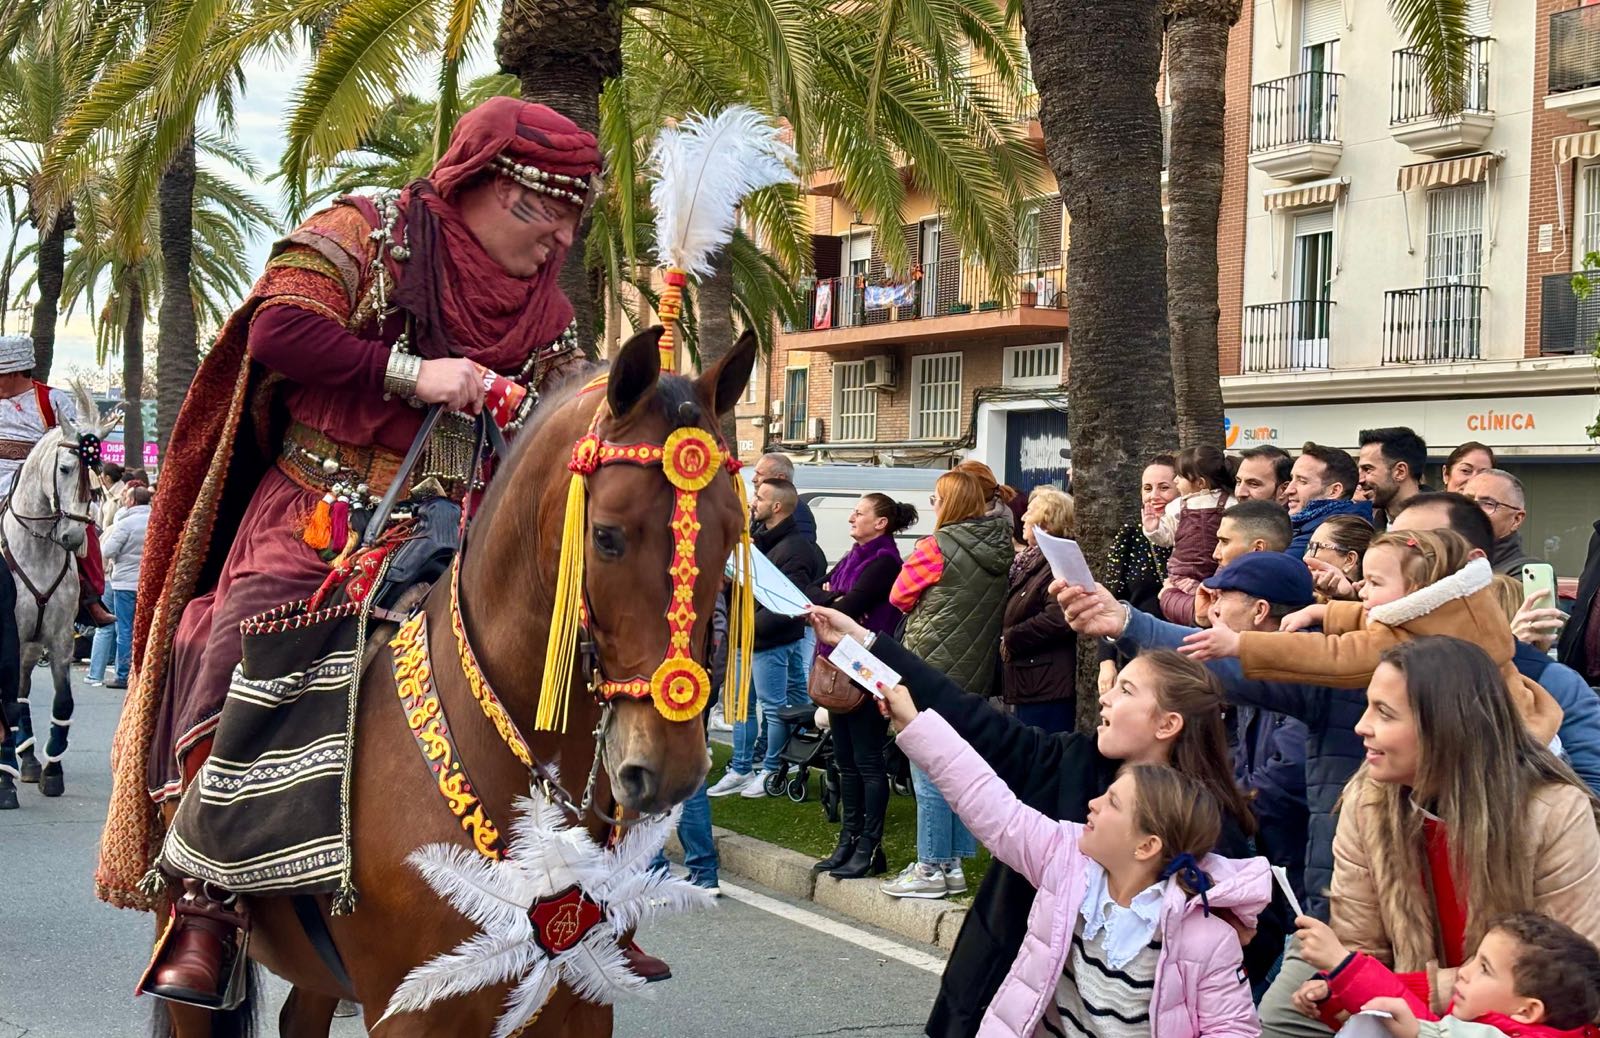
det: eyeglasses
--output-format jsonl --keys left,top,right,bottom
{"left": 1306, "top": 541, "right": 1350, "bottom": 556}
{"left": 1473, "top": 496, "right": 1523, "bottom": 516}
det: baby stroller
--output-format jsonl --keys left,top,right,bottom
{"left": 763, "top": 705, "right": 841, "bottom": 822}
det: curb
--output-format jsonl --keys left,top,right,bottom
{"left": 668, "top": 825, "right": 965, "bottom": 952}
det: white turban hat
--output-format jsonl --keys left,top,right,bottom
{"left": 0, "top": 335, "right": 34, "bottom": 375}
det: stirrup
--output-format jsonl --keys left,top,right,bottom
{"left": 136, "top": 888, "right": 253, "bottom": 1010}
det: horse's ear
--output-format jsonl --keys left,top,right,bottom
{"left": 608, "top": 326, "right": 664, "bottom": 418}
{"left": 701, "top": 331, "right": 758, "bottom": 418}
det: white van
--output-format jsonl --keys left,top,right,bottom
{"left": 786, "top": 464, "right": 946, "bottom": 564}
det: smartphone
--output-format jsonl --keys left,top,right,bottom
{"left": 1521, "top": 562, "right": 1557, "bottom": 608}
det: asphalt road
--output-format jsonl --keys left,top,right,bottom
{"left": 0, "top": 667, "right": 942, "bottom": 1037}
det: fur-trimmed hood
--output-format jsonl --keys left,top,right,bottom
{"left": 1366, "top": 556, "right": 1493, "bottom": 627}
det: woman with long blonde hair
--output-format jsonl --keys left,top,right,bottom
{"left": 1282, "top": 636, "right": 1600, "bottom": 1028}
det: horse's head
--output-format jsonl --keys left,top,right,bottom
{"left": 574, "top": 327, "right": 757, "bottom": 813}
{"left": 17, "top": 385, "right": 120, "bottom": 552}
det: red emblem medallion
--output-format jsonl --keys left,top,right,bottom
{"left": 527, "top": 886, "right": 605, "bottom": 957}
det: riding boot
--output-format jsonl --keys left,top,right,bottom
{"left": 829, "top": 786, "right": 887, "bottom": 879}
{"left": 146, "top": 879, "right": 250, "bottom": 1008}
{"left": 814, "top": 768, "right": 863, "bottom": 871}
{"left": 80, "top": 600, "right": 115, "bottom": 628}
{"left": 622, "top": 940, "right": 672, "bottom": 983}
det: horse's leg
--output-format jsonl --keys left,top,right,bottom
{"left": 279, "top": 986, "right": 337, "bottom": 1038}
{"left": 38, "top": 635, "right": 72, "bottom": 797}
{"left": 14, "top": 640, "right": 39, "bottom": 782}
{"left": 0, "top": 569, "right": 19, "bottom": 807}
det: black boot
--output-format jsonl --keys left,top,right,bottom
{"left": 829, "top": 839, "right": 886, "bottom": 879}
{"left": 18, "top": 748, "right": 40, "bottom": 783}
{"left": 813, "top": 831, "right": 857, "bottom": 872}
{"left": 39, "top": 761, "right": 63, "bottom": 797}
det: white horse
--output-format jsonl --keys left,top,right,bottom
{"left": 0, "top": 385, "right": 120, "bottom": 803}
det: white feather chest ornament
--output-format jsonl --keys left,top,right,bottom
{"left": 380, "top": 787, "right": 713, "bottom": 1037}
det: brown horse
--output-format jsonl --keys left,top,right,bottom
{"left": 160, "top": 325, "right": 756, "bottom": 1037}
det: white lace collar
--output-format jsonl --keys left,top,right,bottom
{"left": 1079, "top": 859, "right": 1166, "bottom": 969}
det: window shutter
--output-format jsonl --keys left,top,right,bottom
{"left": 936, "top": 217, "right": 962, "bottom": 315}
{"left": 1293, "top": 208, "right": 1335, "bottom": 236}
{"left": 1301, "top": 0, "right": 1341, "bottom": 47}
{"left": 1466, "top": 0, "right": 1490, "bottom": 37}
{"left": 1036, "top": 197, "right": 1063, "bottom": 268}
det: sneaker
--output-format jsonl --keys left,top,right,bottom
{"left": 708, "top": 713, "right": 733, "bottom": 733}
{"left": 880, "top": 862, "right": 948, "bottom": 900}
{"left": 739, "top": 770, "right": 770, "bottom": 798}
{"left": 692, "top": 878, "right": 722, "bottom": 898}
{"left": 706, "top": 768, "right": 755, "bottom": 797}
{"left": 941, "top": 863, "right": 967, "bottom": 895}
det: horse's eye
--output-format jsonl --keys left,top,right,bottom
{"left": 593, "top": 525, "right": 625, "bottom": 559}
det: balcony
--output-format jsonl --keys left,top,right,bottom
{"left": 1548, "top": 6, "right": 1600, "bottom": 125}
{"left": 1242, "top": 300, "right": 1332, "bottom": 372}
{"left": 1249, "top": 71, "right": 1343, "bottom": 180}
{"left": 1539, "top": 271, "right": 1600, "bottom": 356}
{"left": 1391, "top": 37, "right": 1493, "bottom": 155}
{"left": 785, "top": 258, "right": 1069, "bottom": 352}
{"left": 1383, "top": 284, "right": 1485, "bottom": 363}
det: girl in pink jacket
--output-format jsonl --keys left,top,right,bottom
{"left": 892, "top": 697, "right": 1271, "bottom": 1037}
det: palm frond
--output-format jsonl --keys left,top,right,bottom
{"left": 1389, "top": 0, "right": 1470, "bottom": 116}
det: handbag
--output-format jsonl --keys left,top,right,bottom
{"left": 808, "top": 653, "right": 866, "bottom": 714}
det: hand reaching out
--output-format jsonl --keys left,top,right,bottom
{"left": 1178, "top": 618, "right": 1240, "bottom": 661}
{"left": 1360, "top": 998, "right": 1420, "bottom": 1038}
{"left": 1290, "top": 979, "right": 1331, "bottom": 1020}
{"left": 880, "top": 683, "right": 918, "bottom": 733}
{"left": 805, "top": 605, "right": 869, "bottom": 649}
{"left": 1053, "top": 581, "right": 1127, "bottom": 639}
{"left": 1304, "top": 556, "right": 1356, "bottom": 600}
{"left": 1294, "top": 915, "right": 1350, "bottom": 972}
{"left": 1279, "top": 603, "right": 1327, "bottom": 633}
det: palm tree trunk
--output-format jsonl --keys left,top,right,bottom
{"left": 1165, "top": 2, "right": 1236, "bottom": 450}
{"left": 696, "top": 248, "right": 738, "bottom": 446}
{"left": 495, "top": 0, "right": 623, "bottom": 358}
{"left": 28, "top": 201, "right": 72, "bottom": 383}
{"left": 0, "top": 189, "right": 22, "bottom": 336}
{"left": 1022, "top": 0, "right": 1177, "bottom": 732}
{"left": 155, "top": 133, "right": 197, "bottom": 450}
{"left": 121, "top": 277, "right": 145, "bottom": 464}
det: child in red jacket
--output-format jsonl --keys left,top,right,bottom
{"left": 1292, "top": 911, "right": 1600, "bottom": 1037}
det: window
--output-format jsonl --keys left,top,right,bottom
{"left": 783, "top": 368, "right": 808, "bottom": 441}
{"left": 1291, "top": 209, "right": 1333, "bottom": 366}
{"left": 1002, "top": 344, "right": 1062, "bottom": 389}
{"left": 832, "top": 361, "right": 877, "bottom": 442}
{"left": 1017, "top": 205, "right": 1040, "bottom": 273}
{"left": 912, "top": 353, "right": 963, "bottom": 439}
{"left": 1580, "top": 164, "right": 1600, "bottom": 262}
{"left": 1425, "top": 181, "right": 1485, "bottom": 285}
{"left": 744, "top": 358, "right": 761, "bottom": 404}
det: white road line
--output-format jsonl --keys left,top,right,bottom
{"left": 716, "top": 879, "right": 948, "bottom": 975}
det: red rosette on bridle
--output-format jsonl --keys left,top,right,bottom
{"left": 660, "top": 428, "right": 719, "bottom": 492}
{"left": 650, "top": 658, "right": 710, "bottom": 723}
{"left": 569, "top": 433, "right": 602, "bottom": 475}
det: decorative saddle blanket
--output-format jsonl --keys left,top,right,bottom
{"left": 160, "top": 599, "right": 370, "bottom": 897}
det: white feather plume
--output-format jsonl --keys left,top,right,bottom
{"left": 381, "top": 781, "right": 715, "bottom": 1032}
{"left": 650, "top": 105, "right": 798, "bottom": 278}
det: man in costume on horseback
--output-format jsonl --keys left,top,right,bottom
{"left": 0, "top": 334, "right": 113, "bottom": 810}
{"left": 94, "top": 97, "right": 626, "bottom": 1006}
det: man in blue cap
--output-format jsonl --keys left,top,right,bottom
{"left": 1058, "top": 551, "right": 1367, "bottom": 1009}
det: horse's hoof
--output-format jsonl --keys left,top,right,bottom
{"left": 39, "top": 763, "right": 63, "bottom": 798}
{"left": 0, "top": 778, "right": 17, "bottom": 810}
{"left": 18, "top": 752, "right": 41, "bottom": 783}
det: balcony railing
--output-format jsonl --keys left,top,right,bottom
{"left": 1539, "top": 271, "right": 1600, "bottom": 356}
{"left": 1242, "top": 300, "right": 1333, "bottom": 372}
{"left": 1551, "top": 6, "right": 1600, "bottom": 94}
{"left": 1383, "top": 284, "right": 1485, "bottom": 363}
{"left": 793, "top": 259, "right": 1065, "bottom": 333}
{"left": 1250, "top": 71, "right": 1342, "bottom": 153}
{"left": 1392, "top": 37, "right": 1491, "bottom": 123}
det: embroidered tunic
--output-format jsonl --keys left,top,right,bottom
{"left": 0, "top": 384, "right": 77, "bottom": 497}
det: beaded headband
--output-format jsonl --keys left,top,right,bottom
{"left": 491, "top": 154, "right": 598, "bottom": 208}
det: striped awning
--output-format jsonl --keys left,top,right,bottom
{"left": 1554, "top": 130, "right": 1600, "bottom": 166}
{"left": 1396, "top": 152, "right": 1495, "bottom": 192}
{"left": 1263, "top": 177, "right": 1348, "bottom": 211}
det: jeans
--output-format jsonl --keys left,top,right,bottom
{"left": 89, "top": 599, "right": 117, "bottom": 682}
{"left": 651, "top": 779, "right": 719, "bottom": 887}
{"left": 729, "top": 631, "right": 815, "bottom": 776}
{"left": 1258, "top": 945, "right": 1332, "bottom": 1036}
{"left": 911, "top": 762, "right": 975, "bottom": 867}
{"left": 110, "top": 589, "right": 136, "bottom": 682}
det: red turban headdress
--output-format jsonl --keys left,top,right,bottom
{"left": 391, "top": 98, "right": 603, "bottom": 374}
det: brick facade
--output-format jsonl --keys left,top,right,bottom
{"left": 1526, "top": 0, "right": 1595, "bottom": 358}
{"left": 1216, "top": 5, "right": 1254, "bottom": 377}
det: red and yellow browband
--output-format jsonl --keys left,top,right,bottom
{"left": 534, "top": 389, "right": 757, "bottom": 730}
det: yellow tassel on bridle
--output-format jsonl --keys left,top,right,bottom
{"left": 535, "top": 469, "right": 589, "bottom": 732}
{"left": 724, "top": 473, "right": 757, "bottom": 724}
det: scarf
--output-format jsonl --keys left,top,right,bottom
{"left": 825, "top": 533, "right": 905, "bottom": 644}
{"left": 1010, "top": 543, "right": 1043, "bottom": 586}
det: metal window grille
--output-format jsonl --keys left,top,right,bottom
{"left": 1002, "top": 344, "right": 1062, "bottom": 388}
{"left": 1425, "top": 182, "right": 1485, "bottom": 286}
{"left": 783, "top": 369, "right": 808, "bottom": 441}
{"left": 833, "top": 361, "right": 877, "bottom": 442}
{"left": 913, "top": 353, "right": 963, "bottom": 439}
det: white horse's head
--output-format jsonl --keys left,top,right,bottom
{"left": 15, "top": 384, "right": 123, "bottom": 553}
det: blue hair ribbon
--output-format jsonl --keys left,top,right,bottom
{"left": 1159, "top": 852, "right": 1213, "bottom": 915}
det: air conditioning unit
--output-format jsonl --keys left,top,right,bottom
{"left": 863, "top": 354, "right": 897, "bottom": 391}
{"left": 808, "top": 416, "right": 826, "bottom": 442}
{"left": 767, "top": 420, "right": 783, "bottom": 434}
{"left": 770, "top": 399, "right": 784, "bottom": 417}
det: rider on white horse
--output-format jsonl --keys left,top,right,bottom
{"left": 0, "top": 333, "right": 113, "bottom": 810}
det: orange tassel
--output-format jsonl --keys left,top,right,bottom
{"left": 304, "top": 494, "right": 334, "bottom": 551}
